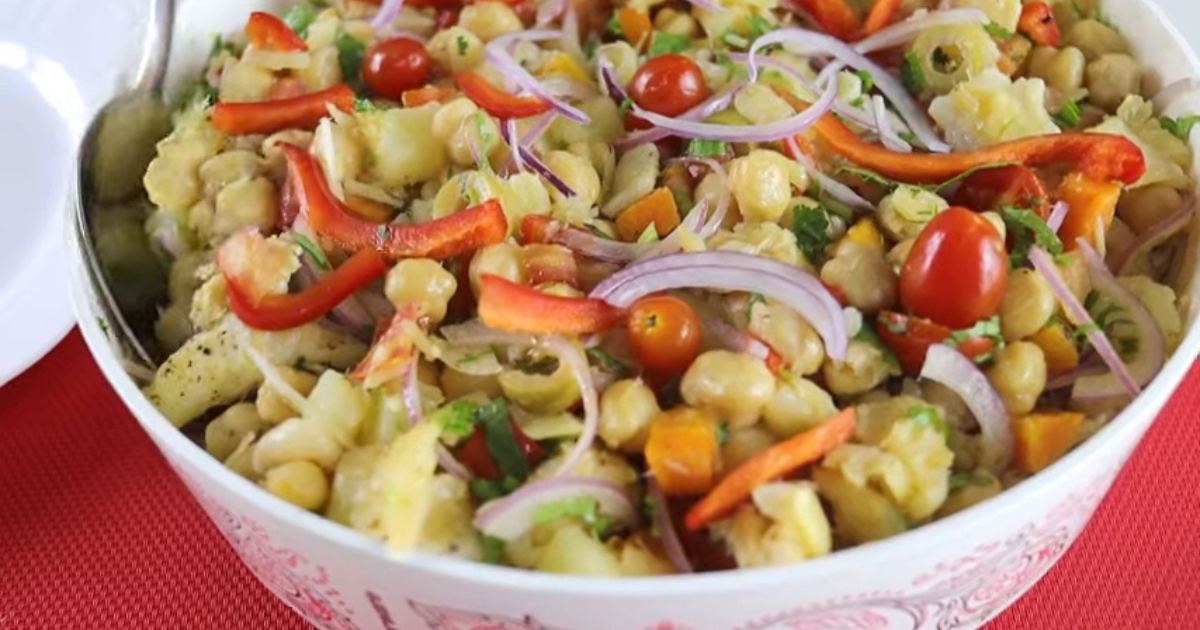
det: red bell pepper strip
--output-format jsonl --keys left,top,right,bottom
{"left": 223, "top": 246, "right": 390, "bottom": 331}
{"left": 245, "top": 12, "right": 309, "bottom": 52}
{"left": 860, "top": 0, "right": 902, "bottom": 38}
{"left": 279, "top": 144, "right": 509, "bottom": 259}
{"left": 454, "top": 71, "right": 552, "bottom": 119}
{"left": 212, "top": 84, "right": 355, "bottom": 136}
{"left": 951, "top": 165, "right": 1051, "bottom": 217}
{"left": 875, "top": 311, "right": 996, "bottom": 375}
{"left": 784, "top": 0, "right": 862, "bottom": 41}
{"left": 1018, "top": 2, "right": 1060, "bottom": 48}
{"left": 478, "top": 274, "right": 625, "bottom": 334}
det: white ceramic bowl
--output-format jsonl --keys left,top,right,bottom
{"left": 70, "top": 1, "right": 1200, "bottom": 628}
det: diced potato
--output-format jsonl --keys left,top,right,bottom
{"left": 359, "top": 105, "right": 448, "bottom": 188}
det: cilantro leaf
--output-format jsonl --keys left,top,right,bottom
{"left": 949, "top": 471, "right": 995, "bottom": 491}
{"left": 984, "top": 22, "right": 1014, "bottom": 38}
{"left": 456, "top": 34, "right": 469, "bottom": 56}
{"left": 606, "top": 14, "right": 624, "bottom": 37}
{"left": 1002, "top": 205, "right": 1063, "bottom": 267}
{"left": 469, "top": 476, "right": 521, "bottom": 501}
{"left": 791, "top": 204, "right": 832, "bottom": 263}
{"left": 855, "top": 69, "right": 875, "bottom": 94}
{"left": 746, "top": 14, "right": 774, "bottom": 41}
{"left": 949, "top": 316, "right": 1003, "bottom": 348}
{"left": 905, "top": 404, "right": 949, "bottom": 439}
{"left": 477, "top": 398, "right": 528, "bottom": 479}
{"left": 901, "top": 53, "right": 926, "bottom": 94}
{"left": 1160, "top": 114, "right": 1200, "bottom": 141}
{"left": 648, "top": 32, "right": 692, "bottom": 57}
{"left": 685, "top": 139, "right": 727, "bottom": 157}
{"left": 292, "top": 232, "right": 331, "bottom": 271}
{"left": 532, "top": 497, "right": 613, "bottom": 536}
{"left": 427, "top": 399, "right": 480, "bottom": 440}
{"left": 354, "top": 97, "right": 379, "bottom": 113}
{"left": 720, "top": 30, "right": 750, "bottom": 49}
{"left": 586, "top": 347, "right": 631, "bottom": 378}
{"left": 283, "top": 4, "right": 317, "bottom": 38}
{"left": 1053, "top": 99, "right": 1083, "bottom": 129}
{"left": 335, "top": 32, "right": 367, "bottom": 89}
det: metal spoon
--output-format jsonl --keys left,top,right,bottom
{"left": 74, "top": 0, "right": 176, "bottom": 377}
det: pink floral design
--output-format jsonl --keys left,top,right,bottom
{"left": 409, "top": 601, "right": 566, "bottom": 630}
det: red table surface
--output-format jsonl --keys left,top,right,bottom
{"left": 2, "top": 330, "right": 1198, "bottom": 630}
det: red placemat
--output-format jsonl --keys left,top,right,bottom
{"left": 1, "top": 330, "right": 1198, "bottom": 629}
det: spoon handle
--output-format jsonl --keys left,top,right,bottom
{"left": 130, "top": 0, "right": 176, "bottom": 94}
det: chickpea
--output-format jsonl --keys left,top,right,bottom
{"left": 653, "top": 7, "right": 700, "bottom": 37}
{"left": 458, "top": 1, "right": 523, "bottom": 42}
{"left": 722, "top": 426, "right": 776, "bottom": 469}
{"left": 212, "top": 176, "right": 278, "bottom": 239}
{"left": 986, "top": 341, "right": 1047, "bottom": 416}
{"left": 680, "top": 350, "right": 776, "bottom": 428}
{"left": 256, "top": 367, "right": 319, "bottom": 425}
{"left": 199, "top": 151, "right": 260, "bottom": 200}
{"left": 763, "top": 376, "right": 838, "bottom": 438}
{"left": 205, "top": 403, "right": 266, "bottom": 461}
{"left": 1063, "top": 19, "right": 1128, "bottom": 61}
{"left": 822, "top": 340, "right": 894, "bottom": 397}
{"left": 1025, "top": 46, "right": 1086, "bottom": 93}
{"left": 1118, "top": 184, "right": 1186, "bottom": 235}
{"left": 748, "top": 301, "right": 825, "bottom": 375}
{"left": 820, "top": 242, "right": 898, "bottom": 314}
{"left": 598, "top": 379, "right": 661, "bottom": 453}
{"left": 1085, "top": 54, "right": 1142, "bottom": 112}
{"left": 596, "top": 42, "right": 639, "bottom": 87}
{"left": 546, "top": 150, "right": 601, "bottom": 220}
{"left": 440, "top": 367, "right": 503, "bottom": 401}
{"left": 469, "top": 242, "right": 525, "bottom": 297}
{"left": 385, "top": 258, "right": 458, "bottom": 323}
{"left": 431, "top": 98, "right": 501, "bottom": 167}
{"left": 727, "top": 150, "right": 806, "bottom": 223}
{"left": 999, "top": 268, "right": 1056, "bottom": 342}
{"left": 427, "top": 26, "right": 485, "bottom": 74}
{"left": 262, "top": 460, "right": 329, "bottom": 511}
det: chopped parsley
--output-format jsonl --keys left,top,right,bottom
{"left": 720, "top": 30, "right": 751, "bottom": 49}
{"left": 746, "top": 14, "right": 774, "bottom": 41}
{"left": 427, "top": 399, "right": 480, "bottom": 440}
{"left": 354, "top": 97, "right": 379, "bottom": 112}
{"left": 469, "top": 476, "right": 521, "bottom": 501}
{"left": 533, "top": 497, "right": 614, "bottom": 536}
{"left": 949, "top": 471, "right": 996, "bottom": 491}
{"left": 586, "top": 347, "right": 631, "bottom": 378}
{"left": 456, "top": 34, "right": 469, "bottom": 56}
{"left": 472, "top": 111, "right": 495, "bottom": 171}
{"left": 1084, "top": 291, "right": 1140, "bottom": 358}
{"left": 477, "top": 398, "right": 528, "bottom": 479}
{"left": 335, "top": 32, "right": 367, "bottom": 89}
{"left": 949, "top": 316, "right": 1003, "bottom": 347}
{"left": 178, "top": 81, "right": 218, "bottom": 110}
{"left": 1160, "top": 114, "right": 1200, "bottom": 141}
{"left": 1053, "top": 99, "right": 1083, "bottom": 129}
{"left": 983, "top": 22, "right": 1014, "bottom": 39}
{"left": 791, "top": 204, "right": 832, "bottom": 263}
{"left": 746, "top": 292, "right": 767, "bottom": 319}
{"left": 900, "top": 52, "right": 926, "bottom": 94}
{"left": 283, "top": 4, "right": 317, "bottom": 38}
{"left": 854, "top": 324, "right": 902, "bottom": 372}
{"left": 1002, "top": 205, "right": 1064, "bottom": 267}
{"left": 648, "top": 32, "right": 692, "bottom": 57}
{"left": 292, "top": 232, "right": 330, "bottom": 271}
{"left": 619, "top": 97, "right": 635, "bottom": 116}
{"left": 685, "top": 139, "right": 728, "bottom": 157}
{"left": 606, "top": 13, "right": 624, "bottom": 37}
{"left": 905, "top": 404, "right": 949, "bottom": 439}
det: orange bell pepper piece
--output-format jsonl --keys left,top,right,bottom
{"left": 1012, "top": 412, "right": 1084, "bottom": 474}
{"left": 401, "top": 84, "right": 455, "bottom": 108}
{"left": 773, "top": 89, "right": 1146, "bottom": 185}
{"left": 615, "top": 188, "right": 682, "bottom": 242}
{"left": 861, "top": 0, "right": 902, "bottom": 38}
{"left": 685, "top": 407, "right": 856, "bottom": 530}
{"left": 1030, "top": 323, "right": 1081, "bottom": 375}
{"left": 245, "top": 11, "right": 308, "bottom": 52}
{"left": 1018, "top": 2, "right": 1061, "bottom": 48}
{"left": 477, "top": 274, "right": 626, "bottom": 334}
{"left": 788, "top": 0, "right": 862, "bottom": 41}
{"left": 212, "top": 84, "right": 355, "bottom": 135}
{"left": 280, "top": 144, "right": 509, "bottom": 259}
{"left": 1056, "top": 172, "right": 1122, "bottom": 250}
{"left": 616, "top": 7, "right": 652, "bottom": 47}
{"left": 645, "top": 408, "right": 722, "bottom": 497}
{"left": 344, "top": 195, "right": 395, "bottom": 223}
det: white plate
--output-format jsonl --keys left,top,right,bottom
{"left": 0, "top": 1, "right": 144, "bottom": 384}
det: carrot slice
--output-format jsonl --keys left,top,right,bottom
{"left": 684, "top": 407, "right": 856, "bottom": 530}
{"left": 1012, "top": 412, "right": 1084, "bottom": 473}
{"left": 615, "top": 188, "right": 681, "bottom": 242}
{"left": 1056, "top": 172, "right": 1122, "bottom": 250}
{"left": 861, "top": 0, "right": 902, "bottom": 37}
{"left": 617, "top": 7, "right": 652, "bottom": 47}
{"left": 646, "top": 408, "right": 722, "bottom": 497}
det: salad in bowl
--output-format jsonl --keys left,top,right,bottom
{"left": 121, "top": 0, "right": 1196, "bottom": 584}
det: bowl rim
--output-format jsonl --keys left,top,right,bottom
{"left": 68, "top": 0, "right": 1200, "bottom": 600}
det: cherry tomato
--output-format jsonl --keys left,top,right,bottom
{"left": 362, "top": 37, "right": 433, "bottom": 100}
{"left": 434, "top": 7, "right": 459, "bottom": 29}
{"left": 626, "top": 54, "right": 709, "bottom": 129}
{"left": 627, "top": 295, "right": 703, "bottom": 376}
{"left": 951, "top": 165, "right": 1050, "bottom": 217}
{"left": 875, "top": 311, "right": 997, "bottom": 375}
{"left": 456, "top": 420, "right": 544, "bottom": 480}
{"left": 899, "top": 207, "right": 1009, "bottom": 330}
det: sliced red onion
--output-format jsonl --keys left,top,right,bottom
{"left": 638, "top": 199, "right": 714, "bottom": 260}
{"left": 1028, "top": 246, "right": 1141, "bottom": 398}
{"left": 486, "top": 30, "right": 590, "bottom": 123}
{"left": 474, "top": 476, "right": 637, "bottom": 542}
{"left": 1112, "top": 201, "right": 1195, "bottom": 275}
{"left": 519, "top": 145, "right": 575, "bottom": 197}
{"left": 541, "top": 198, "right": 716, "bottom": 263}
{"left": 1045, "top": 361, "right": 1106, "bottom": 390}
{"left": 1046, "top": 201, "right": 1069, "bottom": 232}
{"left": 615, "top": 79, "right": 745, "bottom": 149}
{"left": 559, "top": 1, "right": 585, "bottom": 61}
{"left": 853, "top": 8, "right": 988, "bottom": 54}
{"left": 436, "top": 444, "right": 473, "bottom": 481}
{"left": 522, "top": 111, "right": 557, "bottom": 145}
{"left": 589, "top": 252, "right": 848, "bottom": 360}
{"left": 920, "top": 343, "right": 1012, "bottom": 473}
{"left": 697, "top": 308, "right": 773, "bottom": 362}
{"left": 1152, "top": 77, "right": 1200, "bottom": 112}
{"left": 747, "top": 28, "right": 951, "bottom": 153}
{"left": 537, "top": 336, "right": 600, "bottom": 478}
{"left": 685, "top": 0, "right": 725, "bottom": 11}
{"left": 505, "top": 119, "right": 524, "bottom": 172}
{"left": 646, "top": 476, "right": 693, "bottom": 573}
{"left": 1072, "top": 240, "right": 1165, "bottom": 400}
{"left": 872, "top": 95, "right": 912, "bottom": 152}
{"left": 371, "top": 0, "right": 406, "bottom": 32}
{"left": 787, "top": 144, "right": 874, "bottom": 211}
{"left": 402, "top": 360, "right": 422, "bottom": 425}
{"left": 624, "top": 75, "right": 836, "bottom": 143}
{"left": 597, "top": 60, "right": 629, "bottom": 103}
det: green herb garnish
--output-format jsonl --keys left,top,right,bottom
{"left": 335, "top": 32, "right": 367, "bottom": 89}
{"left": 900, "top": 52, "right": 926, "bottom": 94}
{"left": 479, "top": 534, "right": 506, "bottom": 564}
{"left": 1002, "top": 205, "right": 1064, "bottom": 267}
{"left": 427, "top": 399, "right": 480, "bottom": 440}
{"left": 649, "top": 32, "right": 692, "bottom": 56}
{"left": 1053, "top": 99, "right": 1083, "bottom": 129}
{"left": 949, "top": 471, "right": 995, "bottom": 491}
{"left": 456, "top": 34, "right": 469, "bottom": 56}
{"left": 905, "top": 404, "right": 949, "bottom": 439}
{"left": 532, "top": 497, "right": 613, "bottom": 536}
{"left": 685, "top": 139, "right": 728, "bottom": 157}
{"left": 283, "top": 4, "right": 317, "bottom": 38}
{"left": 984, "top": 22, "right": 1014, "bottom": 38}
{"left": 791, "top": 204, "right": 832, "bottom": 263}
{"left": 586, "top": 347, "right": 631, "bottom": 378}
{"left": 292, "top": 232, "right": 331, "bottom": 271}
{"left": 354, "top": 97, "right": 379, "bottom": 113}
{"left": 477, "top": 398, "right": 527, "bottom": 479}
{"left": 1160, "top": 114, "right": 1200, "bottom": 141}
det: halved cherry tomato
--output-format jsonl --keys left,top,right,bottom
{"left": 457, "top": 420, "right": 545, "bottom": 480}
{"left": 899, "top": 208, "right": 1009, "bottom": 330}
{"left": 363, "top": 37, "right": 433, "bottom": 101}
{"left": 1018, "top": 1, "right": 1061, "bottom": 48}
{"left": 951, "top": 165, "right": 1050, "bottom": 217}
{"left": 245, "top": 11, "right": 308, "bottom": 52}
{"left": 626, "top": 54, "right": 709, "bottom": 130}
{"left": 626, "top": 295, "right": 703, "bottom": 377}
{"left": 875, "top": 311, "right": 997, "bottom": 375}
{"left": 455, "top": 71, "right": 551, "bottom": 119}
